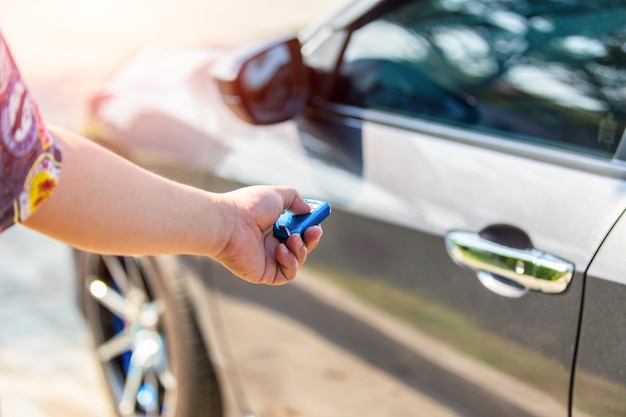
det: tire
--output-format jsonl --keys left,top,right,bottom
{"left": 76, "top": 253, "right": 223, "bottom": 417}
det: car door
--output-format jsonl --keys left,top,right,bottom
{"left": 287, "top": 0, "right": 626, "bottom": 416}
{"left": 573, "top": 210, "right": 626, "bottom": 417}
{"left": 203, "top": 1, "right": 626, "bottom": 416}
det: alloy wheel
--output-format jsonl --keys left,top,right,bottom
{"left": 86, "top": 255, "right": 177, "bottom": 417}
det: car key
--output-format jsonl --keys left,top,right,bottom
{"left": 273, "top": 199, "right": 331, "bottom": 242}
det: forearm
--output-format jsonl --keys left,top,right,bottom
{"left": 22, "top": 126, "right": 322, "bottom": 284}
{"left": 23, "top": 127, "right": 230, "bottom": 256}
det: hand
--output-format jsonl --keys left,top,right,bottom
{"left": 213, "top": 185, "right": 323, "bottom": 285}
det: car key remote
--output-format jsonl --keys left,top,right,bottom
{"left": 273, "top": 199, "right": 331, "bottom": 242}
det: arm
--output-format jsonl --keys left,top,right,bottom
{"left": 23, "top": 126, "right": 322, "bottom": 285}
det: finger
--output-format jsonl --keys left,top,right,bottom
{"left": 275, "top": 242, "right": 299, "bottom": 283}
{"left": 278, "top": 187, "right": 311, "bottom": 215}
{"left": 286, "top": 233, "right": 308, "bottom": 268}
{"left": 302, "top": 225, "right": 323, "bottom": 252}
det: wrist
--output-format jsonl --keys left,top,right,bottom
{"left": 194, "top": 191, "right": 237, "bottom": 260}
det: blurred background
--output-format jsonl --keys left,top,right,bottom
{"left": 0, "top": 1, "right": 336, "bottom": 415}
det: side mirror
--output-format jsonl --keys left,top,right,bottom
{"left": 211, "top": 35, "right": 309, "bottom": 125}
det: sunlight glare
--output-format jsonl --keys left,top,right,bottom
{"left": 89, "top": 280, "right": 108, "bottom": 299}
{"left": 64, "top": 0, "right": 130, "bottom": 31}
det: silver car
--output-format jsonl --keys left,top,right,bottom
{"left": 75, "top": 0, "right": 626, "bottom": 416}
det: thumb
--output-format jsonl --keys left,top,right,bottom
{"left": 279, "top": 187, "right": 311, "bottom": 215}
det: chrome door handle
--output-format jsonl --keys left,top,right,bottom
{"left": 445, "top": 230, "right": 574, "bottom": 295}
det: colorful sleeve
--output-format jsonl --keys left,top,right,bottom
{"left": 0, "top": 32, "right": 62, "bottom": 232}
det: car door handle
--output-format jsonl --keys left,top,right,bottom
{"left": 445, "top": 229, "right": 574, "bottom": 296}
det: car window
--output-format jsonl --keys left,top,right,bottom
{"left": 329, "top": 0, "right": 626, "bottom": 158}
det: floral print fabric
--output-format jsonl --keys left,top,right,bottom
{"left": 0, "top": 32, "right": 62, "bottom": 232}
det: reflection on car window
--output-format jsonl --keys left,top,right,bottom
{"left": 331, "top": 0, "right": 626, "bottom": 158}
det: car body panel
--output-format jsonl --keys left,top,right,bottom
{"left": 91, "top": 86, "right": 626, "bottom": 415}
{"left": 573, "top": 210, "right": 626, "bottom": 417}
{"left": 81, "top": 1, "right": 626, "bottom": 416}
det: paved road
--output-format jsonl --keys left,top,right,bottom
{"left": 0, "top": 1, "right": 337, "bottom": 416}
{"left": 0, "top": 227, "right": 113, "bottom": 417}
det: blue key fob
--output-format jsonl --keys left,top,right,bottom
{"left": 273, "top": 199, "right": 331, "bottom": 242}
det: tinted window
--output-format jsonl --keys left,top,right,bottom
{"left": 331, "top": 0, "right": 626, "bottom": 158}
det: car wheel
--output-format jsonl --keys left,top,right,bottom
{"left": 76, "top": 253, "right": 223, "bottom": 417}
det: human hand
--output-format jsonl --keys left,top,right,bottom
{"left": 212, "top": 185, "right": 323, "bottom": 285}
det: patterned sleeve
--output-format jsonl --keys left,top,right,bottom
{"left": 0, "top": 32, "right": 62, "bottom": 232}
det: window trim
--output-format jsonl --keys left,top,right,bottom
{"left": 305, "top": 99, "right": 626, "bottom": 180}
